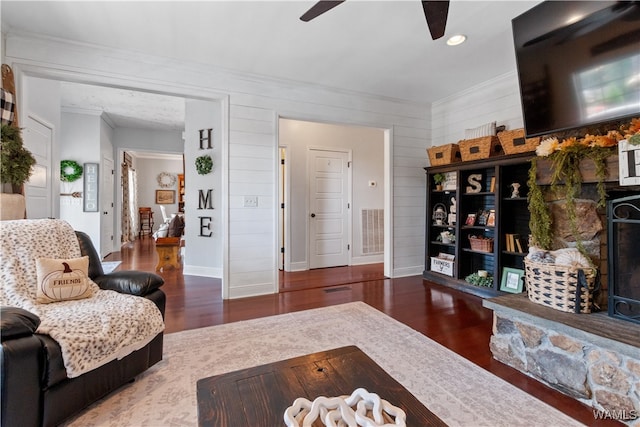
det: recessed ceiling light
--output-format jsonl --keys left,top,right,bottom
{"left": 446, "top": 34, "right": 467, "bottom": 46}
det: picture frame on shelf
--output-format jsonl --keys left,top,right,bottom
{"left": 500, "top": 267, "right": 525, "bottom": 293}
{"left": 477, "top": 210, "right": 489, "bottom": 226}
{"left": 487, "top": 210, "right": 496, "bottom": 227}
{"left": 156, "top": 189, "right": 175, "bottom": 204}
{"left": 465, "top": 213, "right": 476, "bottom": 226}
{"left": 442, "top": 172, "right": 457, "bottom": 191}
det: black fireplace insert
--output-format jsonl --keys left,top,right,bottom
{"left": 608, "top": 194, "right": 640, "bottom": 324}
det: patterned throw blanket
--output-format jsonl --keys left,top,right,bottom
{"left": 0, "top": 219, "right": 164, "bottom": 378}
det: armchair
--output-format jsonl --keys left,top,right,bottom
{"left": 1, "top": 224, "right": 166, "bottom": 427}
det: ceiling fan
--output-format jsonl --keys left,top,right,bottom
{"left": 300, "top": 1, "right": 450, "bottom": 40}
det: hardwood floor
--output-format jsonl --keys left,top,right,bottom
{"left": 105, "top": 238, "right": 617, "bottom": 426}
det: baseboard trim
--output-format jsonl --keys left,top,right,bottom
{"left": 228, "top": 283, "right": 275, "bottom": 299}
{"left": 392, "top": 266, "right": 423, "bottom": 278}
{"left": 288, "top": 261, "right": 308, "bottom": 272}
{"left": 351, "top": 255, "right": 384, "bottom": 265}
{"left": 183, "top": 265, "right": 222, "bottom": 278}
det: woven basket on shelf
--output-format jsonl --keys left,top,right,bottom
{"left": 498, "top": 129, "right": 541, "bottom": 155}
{"left": 427, "top": 143, "right": 461, "bottom": 166}
{"left": 468, "top": 236, "right": 494, "bottom": 252}
{"left": 459, "top": 136, "right": 502, "bottom": 161}
{"left": 524, "top": 259, "right": 599, "bottom": 314}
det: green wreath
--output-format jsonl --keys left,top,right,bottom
{"left": 60, "top": 160, "right": 83, "bottom": 182}
{"left": 195, "top": 155, "right": 213, "bottom": 175}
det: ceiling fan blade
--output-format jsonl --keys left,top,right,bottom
{"left": 421, "top": 1, "right": 450, "bottom": 40}
{"left": 300, "top": 1, "right": 345, "bottom": 22}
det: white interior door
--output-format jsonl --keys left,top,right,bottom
{"left": 309, "top": 148, "right": 350, "bottom": 269}
{"left": 22, "top": 115, "right": 53, "bottom": 219}
{"left": 101, "top": 156, "right": 114, "bottom": 257}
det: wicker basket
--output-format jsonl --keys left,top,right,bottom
{"left": 524, "top": 259, "right": 599, "bottom": 314}
{"left": 468, "top": 236, "right": 494, "bottom": 252}
{"left": 427, "top": 143, "right": 461, "bottom": 166}
{"left": 498, "top": 129, "right": 541, "bottom": 155}
{"left": 459, "top": 136, "right": 502, "bottom": 161}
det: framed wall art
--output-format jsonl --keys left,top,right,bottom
{"left": 156, "top": 190, "right": 175, "bottom": 205}
{"left": 83, "top": 163, "right": 99, "bottom": 212}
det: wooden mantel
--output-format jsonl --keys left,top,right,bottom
{"left": 536, "top": 154, "right": 619, "bottom": 185}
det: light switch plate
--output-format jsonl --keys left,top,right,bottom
{"left": 243, "top": 196, "right": 258, "bottom": 208}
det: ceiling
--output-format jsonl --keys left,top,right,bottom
{"left": 1, "top": 0, "right": 540, "bottom": 130}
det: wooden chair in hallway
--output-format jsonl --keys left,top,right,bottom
{"left": 138, "top": 207, "right": 154, "bottom": 238}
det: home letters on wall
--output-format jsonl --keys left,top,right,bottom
{"left": 197, "top": 128, "right": 214, "bottom": 237}
{"left": 199, "top": 128, "right": 213, "bottom": 150}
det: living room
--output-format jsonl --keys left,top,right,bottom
{"left": 1, "top": 1, "right": 639, "bottom": 426}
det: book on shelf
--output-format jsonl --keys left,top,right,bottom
{"left": 505, "top": 233, "right": 524, "bottom": 254}
{"left": 515, "top": 237, "right": 524, "bottom": 253}
{"left": 505, "top": 233, "right": 523, "bottom": 253}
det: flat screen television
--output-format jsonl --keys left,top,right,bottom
{"left": 512, "top": 1, "right": 640, "bottom": 137}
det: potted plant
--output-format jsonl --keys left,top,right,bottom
{"left": 433, "top": 173, "right": 445, "bottom": 191}
{"left": 1, "top": 124, "right": 36, "bottom": 219}
{"left": 437, "top": 231, "right": 455, "bottom": 244}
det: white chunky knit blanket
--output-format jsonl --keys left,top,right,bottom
{"left": 0, "top": 219, "right": 164, "bottom": 378}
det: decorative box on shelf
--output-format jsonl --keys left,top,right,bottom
{"left": 497, "top": 128, "right": 541, "bottom": 155}
{"left": 469, "top": 236, "right": 494, "bottom": 253}
{"left": 459, "top": 136, "right": 502, "bottom": 161}
{"left": 430, "top": 253, "right": 455, "bottom": 276}
{"left": 427, "top": 143, "right": 461, "bottom": 166}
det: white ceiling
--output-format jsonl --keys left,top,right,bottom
{"left": 1, "top": 0, "right": 540, "bottom": 130}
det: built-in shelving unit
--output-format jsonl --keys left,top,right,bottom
{"left": 424, "top": 153, "right": 533, "bottom": 297}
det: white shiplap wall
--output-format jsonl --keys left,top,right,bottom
{"left": 5, "top": 34, "right": 430, "bottom": 299}
{"left": 431, "top": 72, "right": 524, "bottom": 147}
{"left": 392, "top": 124, "right": 430, "bottom": 275}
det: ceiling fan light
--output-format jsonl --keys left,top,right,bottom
{"left": 446, "top": 34, "right": 466, "bottom": 46}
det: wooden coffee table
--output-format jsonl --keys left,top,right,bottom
{"left": 196, "top": 345, "right": 445, "bottom": 426}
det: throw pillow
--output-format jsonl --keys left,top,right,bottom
{"left": 36, "top": 256, "right": 93, "bottom": 303}
{"left": 168, "top": 215, "right": 185, "bottom": 237}
{"left": 465, "top": 121, "right": 496, "bottom": 139}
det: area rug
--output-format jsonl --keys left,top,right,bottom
{"left": 100, "top": 261, "right": 121, "bottom": 274}
{"left": 63, "top": 302, "right": 584, "bottom": 427}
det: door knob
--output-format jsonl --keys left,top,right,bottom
{"left": 311, "top": 213, "right": 316, "bottom": 218}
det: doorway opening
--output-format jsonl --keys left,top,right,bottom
{"left": 277, "top": 118, "right": 389, "bottom": 292}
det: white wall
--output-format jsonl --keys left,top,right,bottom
{"left": 6, "top": 34, "right": 430, "bottom": 299}
{"left": 184, "top": 100, "right": 223, "bottom": 279}
{"left": 431, "top": 72, "right": 524, "bottom": 147}
{"left": 279, "top": 119, "right": 384, "bottom": 269}
{"left": 135, "top": 157, "right": 183, "bottom": 230}
{"left": 59, "top": 111, "right": 102, "bottom": 247}
{"left": 113, "top": 127, "right": 183, "bottom": 153}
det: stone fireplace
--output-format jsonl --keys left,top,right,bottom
{"left": 484, "top": 294, "right": 640, "bottom": 425}
{"left": 483, "top": 155, "right": 640, "bottom": 424}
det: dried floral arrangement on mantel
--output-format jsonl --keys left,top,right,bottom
{"left": 528, "top": 118, "right": 640, "bottom": 253}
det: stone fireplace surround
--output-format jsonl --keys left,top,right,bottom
{"left": 484, "top": 294, "right": 640, "bottom": 425}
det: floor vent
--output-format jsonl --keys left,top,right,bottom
{"left": 362, "top": 209, "right": 384, "bottom": 254}
{"left": 324, "top": 286, "right": 351, "bottom": 293}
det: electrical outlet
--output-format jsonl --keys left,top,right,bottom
{"left": 243, "top": 196, "right": 258, "bottom": 208}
